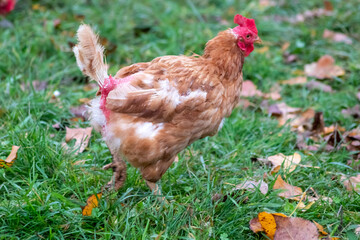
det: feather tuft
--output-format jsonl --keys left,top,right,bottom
{"left": 73, "top": 24, "right": 108, "bottom": 86}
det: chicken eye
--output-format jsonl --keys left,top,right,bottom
{"left": 246, "top": 34, "right": 251, "bottom": 39}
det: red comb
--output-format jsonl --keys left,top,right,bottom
{"left": 234, "top": 14, "right": 258, "bottom": 35}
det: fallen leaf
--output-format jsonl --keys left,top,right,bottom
{"left": 259, "top": 0, "right": 276, "bottom": 7}
{"left": 62, "top": 127, "right": 92, "bottom": 155}
{"left": 283, "top": 52, "right": 298, "bottom": 64}
{"left": 341, "top": 174, "right": 360, "bottom": 192}
{"left": 355, "top": 225, "right": 360, "bottom": 235}
{"left": 313, "top": 221, "right": 328, "bottom": 235}
{"left": 32, "top": 3, "right": 46, "bottom": 11}
{"left": 250, "top": 212, "right": 328, "bottom": 240}
{"left": 323, "top": 125, "right": 346, "bottom": 135}
{"left": 20, "top": 80, "right": 48, "bottom": 92}
{"left": 273, "top": 175, "right": 303, "bottom": 201}
{"left": 53, "top": 19, "right": 61, "bottom": 29}
{"left": 237, "top": 99, "right": 253, "bottom": 109}
{"left": 306, "top": 80, "right": 333, "bottom": 92}
{"left": 304, "top": 55, "right": 345, "bottom": 79}
{"left": 268, "top": 102, "right": 301, "bottom": 117}
{"left": 0, "top": 146, "right": 20, "bottom": 168}
{"left": 341, "top": 105, "right": 360, "bottom": 119}
{"left": 258, "top": 212, "right": 277, "bottom": 239}
{"left": 267, "top": 152, "right": 301, "bottom": 173}
{"left": 281, "top": 42, "right": 290, "bottom": 52}
{"left": 83, "top": 83, "right": 98, "bottom": 91}
{"left": 234, "top": 180, "right": 268, "bottom": 194}
{"left": 78, "top": 98, "right": 91, "bottom": 104}
{"left": 240, "top": 80, "right": 263, "bottom": 97}
{"left": 323, "top": 29, "right": 352, "bottom": 44}
{"left": 281, "top": 76, "right": 307, "bottom": 85}
{"left": 70, "top": 104, "right": 88, "bottom": 120}
{"left": 273, "top": 215, "right": 318, "bottom": 240}
{"left": 81, "top": 192, "right": 102, "bottom": 216}
{"left": 249, "top": 217, "right": 264, "bottom": 233}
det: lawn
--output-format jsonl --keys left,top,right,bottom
{"left": 0, "top": 0, "right": 359, "bottom": 239}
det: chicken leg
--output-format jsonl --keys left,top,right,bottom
{"left": 103, "top": 155, "right": 127, "bottom": 191}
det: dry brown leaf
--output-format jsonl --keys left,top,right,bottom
{"left": 83, "top": 83, "right": 98, "bottom": 91}
{"left": 267, "top": 152, "right": 301, "bottom": 173}
{"left": 341, "top": 174, "right": 360, "bottom": 192}
{"left": 281, "top": 42, "right": 290, "bottom": 52}
{"left": 323, "top": 29, "right": 352, "bottom": 44}
{"left": 240, "top": 80, "right": 263, "bottom": 97}
{"left": 23, "top": 80, "right": 48, "bottom": 91}
{"left": 259, "top": 0, "right": 276, "bottom": 7}
{"left": 70, "top": 104, "right": 88, "bottom": 120}
{"left": 81, "top": 192, "right": 102, "bottom": 216}
{"left": 237, "top": 99, "right": 253, "bottom": 109}
{"left": 0, "top": 146, "right": 20, "bottom": 168}
{"left": 234, "top": 180, "right": 268, "bottom": 194}
{"left": 273, "top": 175, "right": 303, "bottom": 201}
{"left": 281, "top": 76, "right": 307, "bottom": 85}
{"left": 263, "top": 91, "right": 282, "bottom": 101}
{"left": 249, "top": 217, "right": 264, "bottom": 233}
{"left": 355, "top": 225, "right": 360, "bottom": 235}
{"left": 323, "top": 125, "right": 346, "bottom": 135}
{"left": 313, "top": 221, "right": 328, "bottom": 235}
{"left": 306, "top": 80, "right": 333, "bottom": 93}
{"left": 78, "top": 98, "right": 91, "bottom": 104}
{"left": 268, "top": 102, "right": 301, "bottom": 117}
{"left": 62, "top": 127, "right": 92, "bottom": 155}
{"left": 276, "top": 3, "right": 332, "bottom": 24}
{"left": 273, "top": 215, "right": 318, "bottom": 240}
{"left": 341, "top": 105, "right": 360, "bottom": 119}
{"left": 304, "top": 55, "right": 345, "bottom": 79}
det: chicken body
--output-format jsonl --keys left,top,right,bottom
{"left": 73, "top": 15, "right": 259, "bottom": 195}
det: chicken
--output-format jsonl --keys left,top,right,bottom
{"left": 0, "top": 0, "right": 15, "bottom": 15}
{"left": 73, "top": 14, "right": 260, "bottom": 197}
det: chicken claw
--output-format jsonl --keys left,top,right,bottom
{"left": 103, "top": 157, "right": 127, "bottom": 191}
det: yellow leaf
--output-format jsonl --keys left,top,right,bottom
{"left": 0, "top": 146, "right": 20, "bottom": 168}
{"left": 82, "top": 192, "right": 102, "bottom": 216}
{"left": 258, "top": 212, "right": 277, "bottom": 240}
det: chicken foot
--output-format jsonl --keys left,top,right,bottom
{"left": 103, "top": 156, "right": 127, "bottom": 191}
{"left": 146, "top": 180, "right": 167, "bottom": 202}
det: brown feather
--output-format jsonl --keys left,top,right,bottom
{"left": 73, "top": 24, "right": 108, "bottom": 86}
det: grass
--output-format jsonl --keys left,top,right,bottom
{"left": 1, "top": 0, "right": 360, "bottom": 239}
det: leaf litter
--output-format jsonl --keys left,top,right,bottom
{"left": 249, "top": 211, "right": 319, "bottom": 240}
{"left": 0, "top": 146, "right": 20, "bottom": 168}
{"left": 81, "top": 192, "right": 102, "bottom": 216}
{"left": 62, "top": 127, "right": 92, "bottom": 155}
{"left": 304, "top": 55, "right": 345, "bottom": 79}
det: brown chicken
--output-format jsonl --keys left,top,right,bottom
{"left": 73, "top": 14, "right": 260, "bottom": 197}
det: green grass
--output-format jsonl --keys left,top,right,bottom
{"left": 1, "top": 0, "right": 360, "bottom": 239}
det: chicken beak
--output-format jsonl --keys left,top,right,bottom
{"left": 254, "top": 36, "right": 262, "bottom": 44}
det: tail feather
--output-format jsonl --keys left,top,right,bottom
{"left": 73, "top": 24, "right": 108, "bottom": 86}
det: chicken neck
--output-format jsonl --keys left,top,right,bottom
{"left": 202, "top": 30, "right": 245, "bottom": 81}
